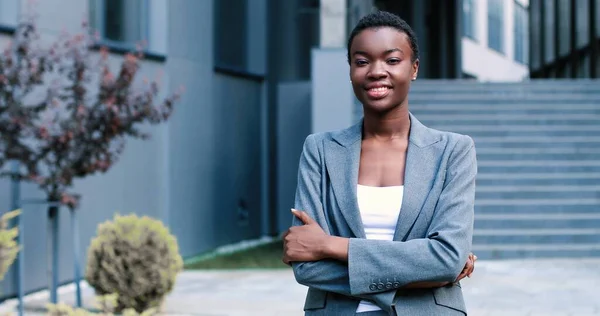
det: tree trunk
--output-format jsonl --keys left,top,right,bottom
{"left": 47, "top": 202, "right": 59, "bottom": 304}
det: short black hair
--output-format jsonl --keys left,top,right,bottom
{"left": 347, "top": 11, "right": 419, "bottom": 64}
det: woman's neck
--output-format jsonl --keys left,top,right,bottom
{"left": 362, "top": 107, "right": 410, "bottom": 141}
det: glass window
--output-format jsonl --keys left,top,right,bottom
{"left": 543, "top": 0, "right": 554, "bottom": 63}
{"left": 576, "top": 0, "right": 589, "bottom": 48}
{"left": 89, "top": 0, "right": 166, "bottom": 55}
{"left": 0, "top": 0, "right": 18, "bottom": 27}
{"left": 214, "top": 0, "right": 248, "bottom": 71}
{"left": 515, "top": 1, "right": 529, "bottom": 64}
{"left": 558, "top": 0, "right": 570, "bottom": 57}
{"left": 463, "top": 0, "right": 477, "bottom": 40}
{"left": 596, "top": 0, "right": 600, "bottom": 36}
{"left": 488, "top": 0, "right": 505, "bottom": 53}
{"left": 530, "top": 0, "right": 541, "bottom": 69}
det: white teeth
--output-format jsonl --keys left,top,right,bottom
{"left": 369, "top": 87, "right": 388, "bottom": 92}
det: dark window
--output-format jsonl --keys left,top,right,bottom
{"left": 463, "top": 0, "right": 477, "bottom": 40}
{"left": 214, "top": 0, "right": 248, "bottom": 71}
{"left": 575, "top": 0, "right": 590, "bottom": 48}
{"left": 543, "top": 0, "right": 555, "bottom": 63}
{"left": 89, "top": 0, "right": 167, "bottom": 54}
{"left": 488, "top": 0, "right": 505, "bottom": 53}
{"left": 514, "top": 1, "right": 528, "bottom": 64}
{"left": 530, "top": 0, "right": 541, "bottom": 68}
{"left": 558, "top": 0, "right": 570, "bottom": 56}
{"left": 0, "top": 0, "right": 18, "bottom": 27}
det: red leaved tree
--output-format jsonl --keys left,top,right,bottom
{"left": 0, "top": 12, "right": 182, "bottom": 303}
{"left": 1, "top": 14, "right": 182, "bottom": 208}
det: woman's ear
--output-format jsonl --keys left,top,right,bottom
{"left": 411, "top": 59, "right": 419, "bottom": 81}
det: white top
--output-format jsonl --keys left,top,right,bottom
{"left": 355, "top": 184, "right": 404, "bottom": 313}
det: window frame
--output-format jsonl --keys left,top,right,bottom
{"left": 89, "top": 0, "right": 166, "bottom": 61}
{"left": 487, "top": 0, "right": 505, "bottom": 54}
{"left": 0, "top": 0, "right": 19, "bottom": 34}
{"left": 513, "top": 0, "right": 529, "bottom": 64}
{"left": 463, "top": 0, "right": 478, "bottom": 41}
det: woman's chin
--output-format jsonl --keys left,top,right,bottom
{"left": 363, "top": 101, "right": 400, "bottom": 114}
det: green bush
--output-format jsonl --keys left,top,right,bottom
{"left": 0, "top": 209, "right": 21, "bottom": 281}
{"left": 47, "top": 294, "right": 157, "bottom": 316}
{"left": 84, "top": 214, "right": 183, "bottom": 313}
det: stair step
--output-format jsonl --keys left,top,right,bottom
{"left": 412, "top": 109, "right": 600, "bottom": 116}
{"left": 471, "top": 243, "right": 600, "bottom": 260}
{"left": 477, "top": 185, "right": 600, "bottom": 192}
{"left": 478, "top": 160, "right": 600, "bottom": 167}
{"left": 473, "top": 228, "right": 600, "bottom": 244}
{"left": 475, "top": 204, "right": 600, "bottom": 214}
{"left": 424, "top": 125, "right": 600, "bottom": 132}
{"left": 473, "top": 136, "right": 600, "bottom": 143}
{"left": 477, "top": 213, "right": 600, "bottom": 220}
{"left": 477, "top": 172, "right": 600, "bottom": 179}
{"left": 476, "top": 198, "right": 600, "bottom": 206}
{"left": 477, "top": 153, "right": 600, "bottom": 161}
{"left": 476, "top": 172, "right": 600, "bottom": 186}
{"left": 478, "top": 165, "right": 600, "bottom": 173}
{"left": 475, "top": 213, "right": 600, "bottom": 229}
{"left": 411, "top": 104, "right": 600, "bottom": 110}
{"left": 417, "top": 113, "right": 600, "bottom": 121}
{"left": 476, "top": 148, "right": 600, "bottom": 154}
{"left": 409, "top": 94, "right": 600, "bottom": 101}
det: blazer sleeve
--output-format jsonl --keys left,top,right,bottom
{"left": 290, "top": 134, "right": 397, "bottom": 311}
{"left": 347, "top": 135, "right": 477, "bottom": 295}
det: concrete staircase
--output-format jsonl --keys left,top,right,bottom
{"left": 409, "top": 79, "right": 600, "bottom": 259}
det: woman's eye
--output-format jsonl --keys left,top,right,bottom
{"left": 355, "top": 59, "right": 368, "bottom": 66}
{"left": 387, "top": 58, "right": 401, "bottom": 64}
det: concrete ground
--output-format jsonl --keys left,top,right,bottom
{"left": 1, "top": 258, "right": 599, "bottom": 315}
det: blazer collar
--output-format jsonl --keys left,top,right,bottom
{"left": 331, "top": 112, "right": 440, "bottom": 149}
{"left": 324, "top": 112, "right": 442, "bottom": 240}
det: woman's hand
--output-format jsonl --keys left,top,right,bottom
{"left": 282, "top": 209, "right": 330, "bottom": 265}
{"left": 455, "top": 252, "right": 477, "bottom": 282}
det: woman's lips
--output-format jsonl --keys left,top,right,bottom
{"left": 366, "top": 86, "right": 391, "bottom": 99}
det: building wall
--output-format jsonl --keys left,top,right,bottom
{"left": 462, "top": 0, "right": 530, "bottom": 81}
{"left": 0, "top": 0, "right": 268, "bottom": 298}
{"left": 529, "top": 0, "right": 600, "bottom": 78}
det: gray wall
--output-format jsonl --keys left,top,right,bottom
{"left": 0, "top": 0, "right": 268, "bottom": 298}
{"left": 311, "top": 48, "right": 357, "bottom": 134}
{"left": 165, "top": 0, "right": 218, "bottom": 258}
{"left": 276, "top": 82, "right": 312, "bottom": 233}
{"left": 165, "top": 0, "right": 264, "bottom": 257}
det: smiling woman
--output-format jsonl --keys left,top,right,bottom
{"left": 283, "top": 11, "right": 478, "bottom": 316}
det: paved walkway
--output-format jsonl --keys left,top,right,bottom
{"left": 1, "top": 259, "right": 599, "bottom": 315}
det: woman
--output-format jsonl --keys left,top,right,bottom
{"left": 282, "top": 11, "right": 477, "bottom": 316}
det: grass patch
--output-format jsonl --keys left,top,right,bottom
{"left": 184, "top": 239, "right": 290, "bottom": 270}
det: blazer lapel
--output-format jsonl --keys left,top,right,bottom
{"left": 324, "top": 121, "right": 366, "bottom": 239}
{"left": 394, "top": 114, "right": 441, "bottom": 241}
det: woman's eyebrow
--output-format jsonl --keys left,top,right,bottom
{"left": 353, "top": 48, "right": 403, "bottom": 56}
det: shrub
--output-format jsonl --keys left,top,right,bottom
{"left": 47, "top": 294, "right": 157, "bottom": 316}
{"left": 84, "top": 214, "right": 183, "bottom": 313}
{"left": 0, "top": 209, "right": 21, "bottom": 281}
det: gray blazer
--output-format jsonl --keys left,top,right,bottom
{"left": 291, "top": 113, "right": 477, "bottom": 315}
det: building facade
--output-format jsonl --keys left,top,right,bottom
{"left": 529, "top": 0, "right": 600, "bottom": 78}
{"left": 461, "top": 0, "right": 530, "bottom": 81}
{"left": 0, "top": 0, "right": 533, "bottom": 299}
{"left": 352, "top": 0, "right": 530, "bottom": 81}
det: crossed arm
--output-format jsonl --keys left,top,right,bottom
{"left": 282, "top": 134, "right": 477, "bottom": 311}
{"left": 283, "top": 209, "right": 476, "bottom": 287}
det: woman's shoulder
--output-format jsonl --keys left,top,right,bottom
{"left": 426, "top": 127, "right": 474, "bottom": 149}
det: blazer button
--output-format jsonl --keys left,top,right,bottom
{"left": 377, "top": 284, "right": 384, "bottom": 290}
{"left": 393, "top": 282, "right": 400, "bottom": 288}
{"left": 385, "top": 282, "right": 393, "bottom": 289}
{"left": 369, "top": 284, "right": 377, "bottom": 291}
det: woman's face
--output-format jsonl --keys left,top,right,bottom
{"left": 349, "top": 27, "right": 418, "bottom": 114}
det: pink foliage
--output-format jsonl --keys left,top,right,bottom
{"left": 0, "top": 12, "right": 182, "bottom": 209}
